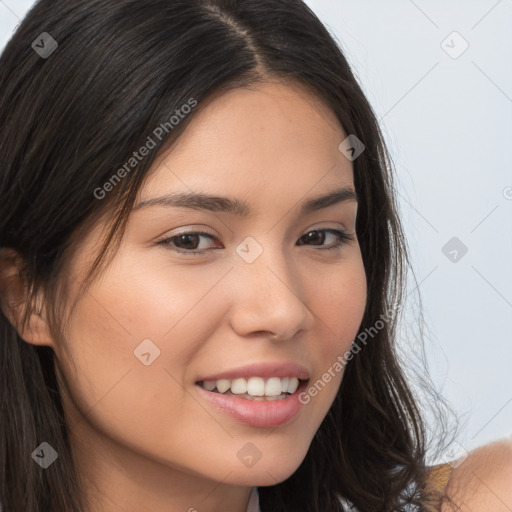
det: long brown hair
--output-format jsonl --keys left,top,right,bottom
{"left": 0, "top": 1, "right": 451, "bottom": 510}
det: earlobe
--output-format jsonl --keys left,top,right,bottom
{"left": 0, "top": 248, "right": 55, "bottom": 348}
{"left": 17, "top": 305, "right": 55, "bottom": 348}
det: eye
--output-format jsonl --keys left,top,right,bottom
{"left": 156, "top": 228, "right": 354, "bottom": 256}
{"left": 296, "top": 229, "right": 354, "bottom": 251}
{"left": 157, "top": 231, "right": 220, "bottom": 255}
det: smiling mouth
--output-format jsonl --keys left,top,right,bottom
{"left": 196, "top": 376, "right": 308, "bottom": 401}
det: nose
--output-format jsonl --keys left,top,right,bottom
{"left": 228, "top": 239, "right": 311, "bottom": 341}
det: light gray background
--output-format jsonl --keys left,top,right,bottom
{"left": 1, "top": 0, "right": 510, "bottom": 461}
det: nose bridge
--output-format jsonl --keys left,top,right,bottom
{"left": 229, "top": 233, "right": 310, "bottom": 338}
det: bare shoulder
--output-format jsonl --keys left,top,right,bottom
{"left": 442, "top": 438, "right": 512, "bottom": 512}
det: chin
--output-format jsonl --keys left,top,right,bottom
{"left": 224, "top": 451, "right": 307, "bottom": 487}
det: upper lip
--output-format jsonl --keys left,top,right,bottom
{"left": 196, "top": 362, "right": 311, "bottom": 382}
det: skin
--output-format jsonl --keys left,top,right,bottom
{"left": 4, "top": 80, "right": 368, "bottom": 512}
{"left": 443, "top": 438, "right": 512, "bottom": 511}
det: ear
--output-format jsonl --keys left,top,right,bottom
{"left": 0, "top": 248, "right": 55, "bottom": 348}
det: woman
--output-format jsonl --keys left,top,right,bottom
{"left": 0, "top": 0, "right": 510, "bottom": 511}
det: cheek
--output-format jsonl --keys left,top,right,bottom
{"left": 301, "top": 256, "right": 366, "bottom": 407}
{"left": 54, "top": 267, "right": 203, "bottom": 398}
{"left": 53, "top": 288, "right": 205, "bottom": 467}
{"left": 53, "top": 255, "right": 234, "bottom": 448}
{"left": 314, "top": 255, "right": 367, "bottom": 351}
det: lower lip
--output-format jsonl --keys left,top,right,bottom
{"left": 194, "top": 380, "right": 308, "bottom": 428}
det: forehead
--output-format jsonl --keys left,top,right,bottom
{"left": 139, "top": 80, "right": 353, "bottom": 207}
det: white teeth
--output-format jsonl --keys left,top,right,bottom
{"left": 287, "top": 377, "right": 299, "bottom": 394}
{"left": 265, "top": 377, "right": 282, "bottom": 396}
{"left": 203, "top": 380, "right": 216, "bottom": 391}
{"left": 216, "top": 379, "right": 231, "bottom": 394}
{"left": 200, "top": 376, "right": 304, "bottom": 397}
{"left": 247, "top": 377, "right": 265, "bottom": 396}
{"left": 231, "top": 378, "right": 247, "bottom": 394}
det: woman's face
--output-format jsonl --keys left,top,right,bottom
{"left": 50, "top": 80, "right": 367, "bottom": 509}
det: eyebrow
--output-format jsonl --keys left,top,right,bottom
{"left": 133, "top": 186, "right": 357, "bottom": 217}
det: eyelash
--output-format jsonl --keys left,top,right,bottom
{"left": 156, "top": 228, "right": 354, "bottom": 256}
